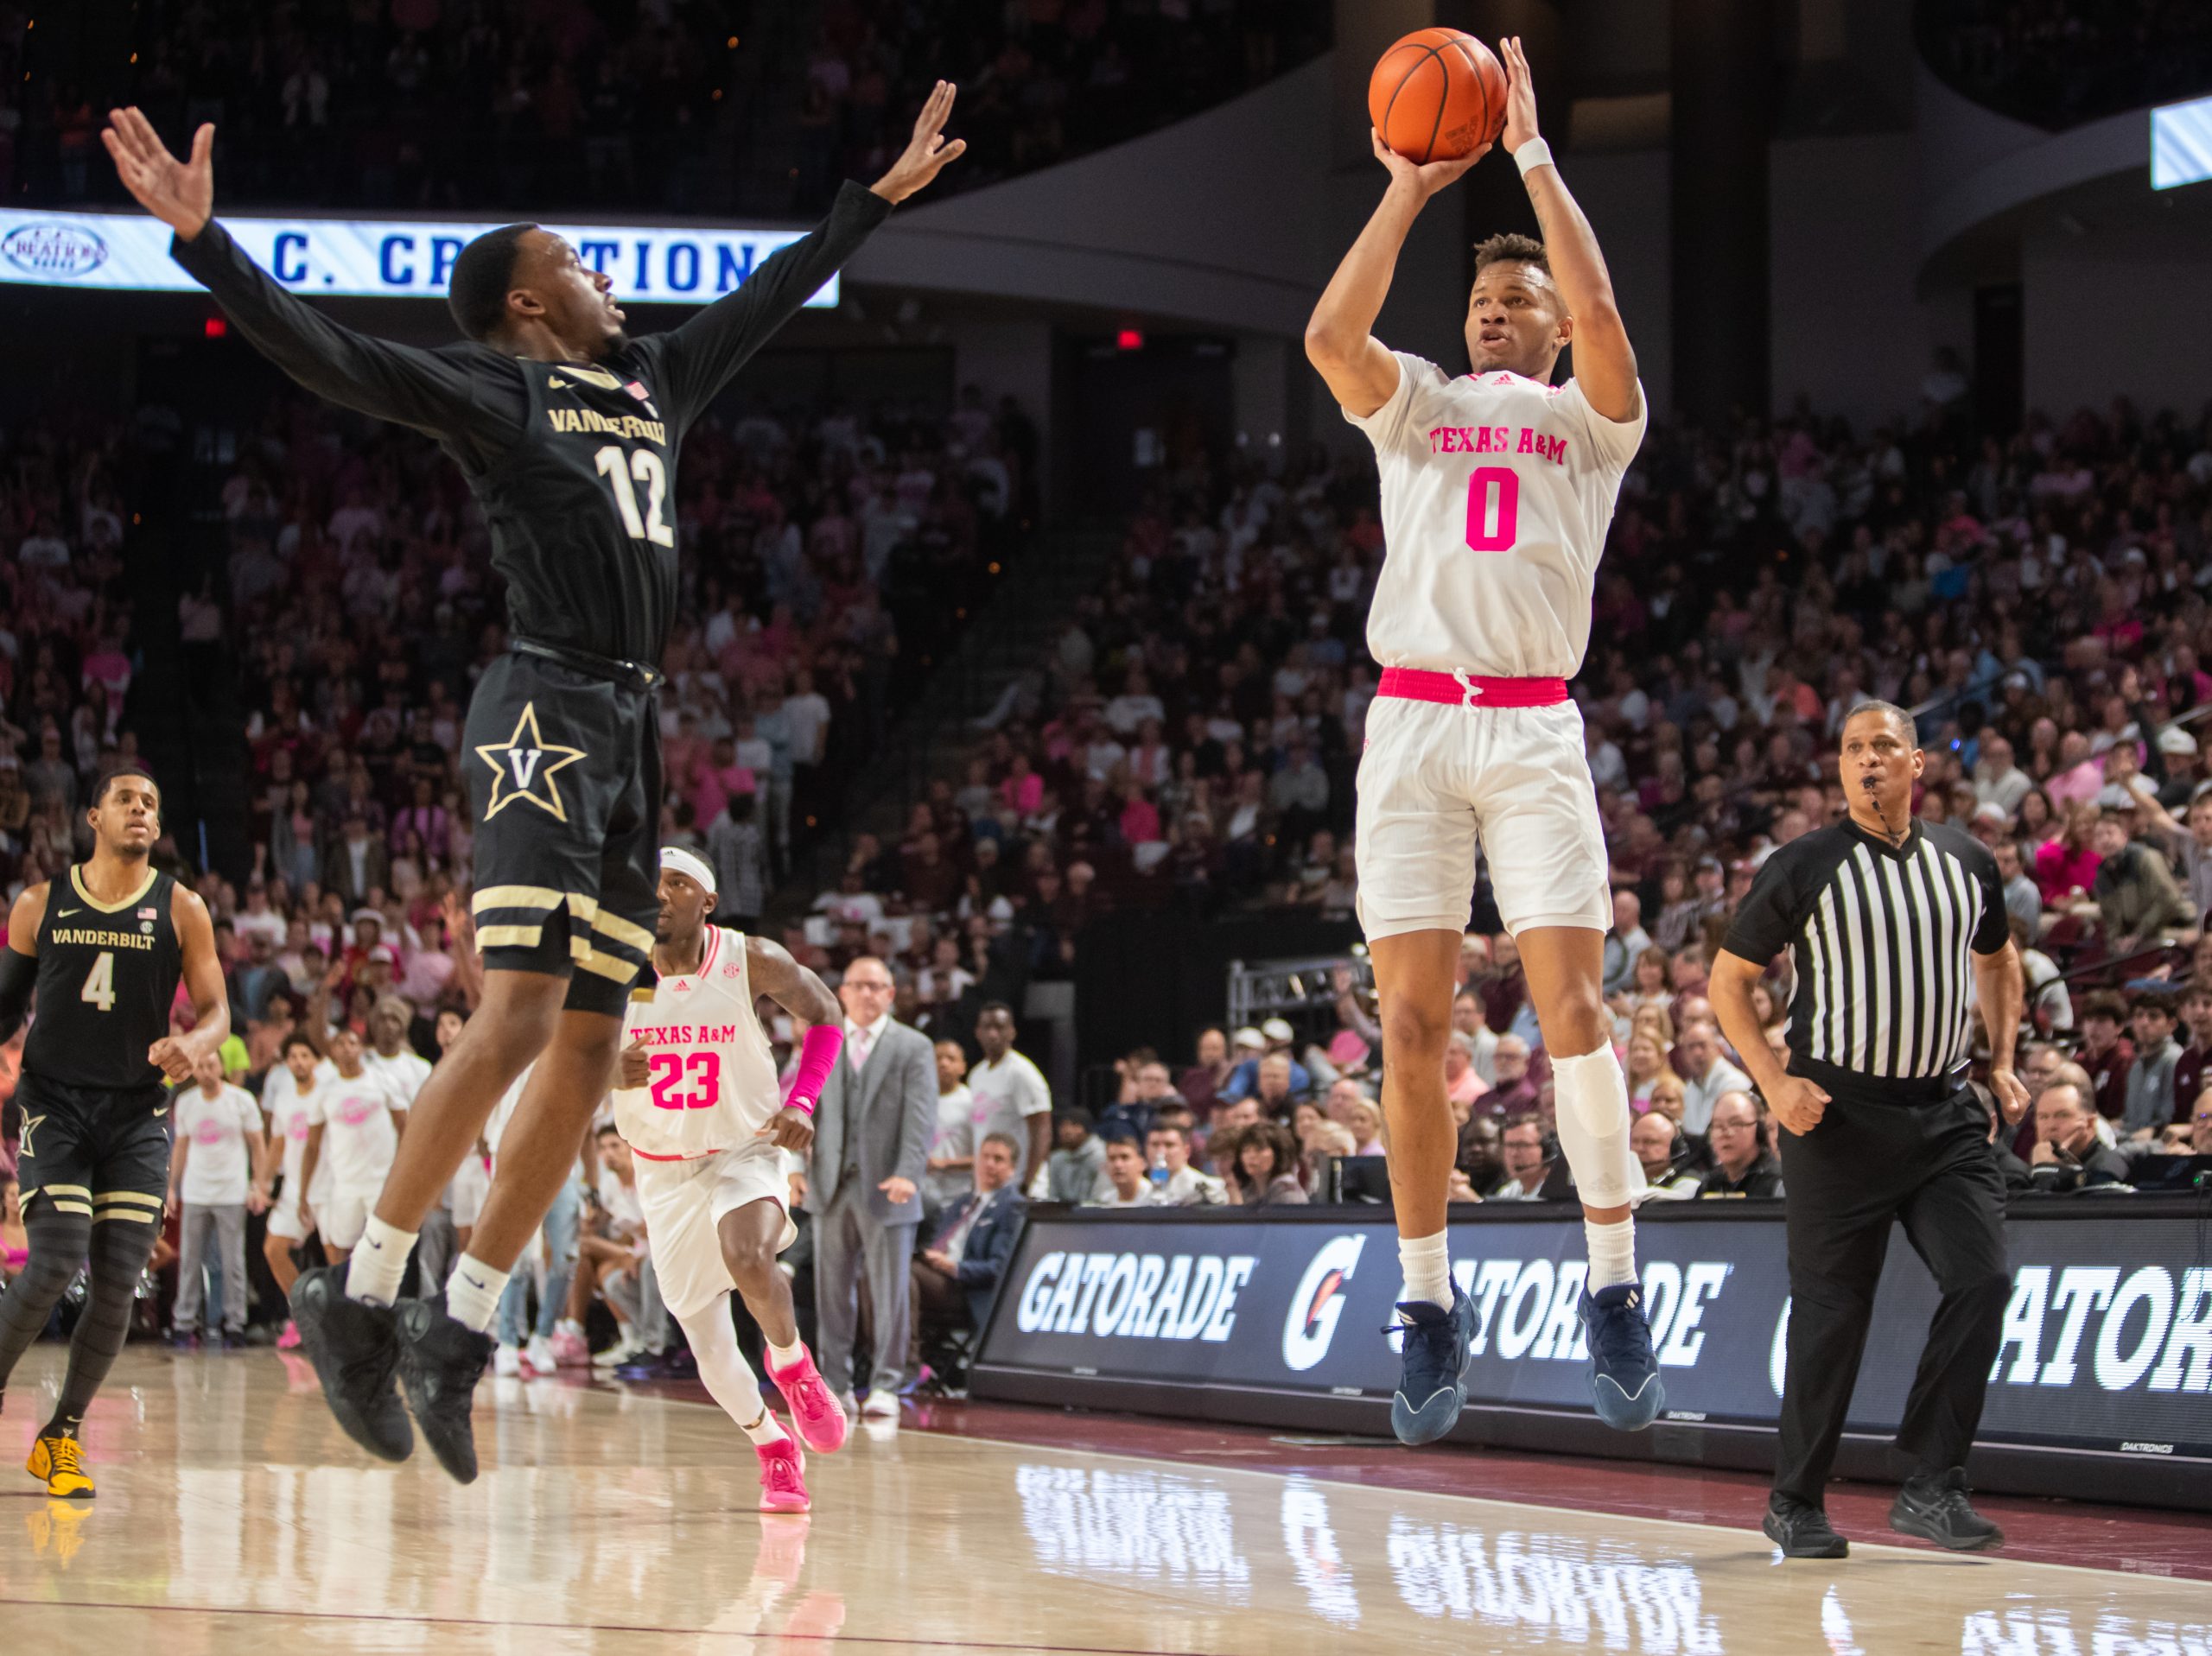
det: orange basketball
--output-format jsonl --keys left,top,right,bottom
{"left": 1369, "top": 29, "right": 1507, "bottom": 165}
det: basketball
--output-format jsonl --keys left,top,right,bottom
{"left": 1369, "top": 28, "right": 1508, "bottom": 164}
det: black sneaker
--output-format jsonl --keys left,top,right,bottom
{"left": 218, "top": 1330, "right": 247, "bottom": 1352}
{"left": 1763, "top": 1494, "right": 1848, "bottom": 1558}
{"left": 396, "top": 1297, "right": 494, "bottom": 1484}
{"left": 289, "top": 1266, "right": 413, "bottom": 1462}
{"left": 1891, "top": 1469, "right": 2005, "bottom": 1551}
{"left": 1388, "top": 1283, "right": 1478, "bottom": 1446}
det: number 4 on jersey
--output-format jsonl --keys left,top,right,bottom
{"left": 594, "top": 444, "right": 676, "bottom": 547}
{"left": 80, "top": 949, "right": 116, "bottom": 1012}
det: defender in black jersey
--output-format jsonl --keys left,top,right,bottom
{"left": 0, "top": 765, "right": 230, "bottom": 1498}
{"left": 105, "top": 86, "right": 966, "bottom": 1482}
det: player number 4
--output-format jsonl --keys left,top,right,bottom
{"left": 594, "top": 445, "right": 677, "bottom": 548}
{"left": 1464, "top": 466, "right": 1521, "bottom": 554}
{"left": 80, "top": 949, "right": 116, "bottom": 1012}
{"left": 647, "top": 1050, "right": 721, "bottom": 1111}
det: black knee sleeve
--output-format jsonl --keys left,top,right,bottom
{"left": 50, "top": 1216, "right": 160, "bottom": 1431}
{"left": 0, "top": 1202, "right": 93, "bottom": 1389}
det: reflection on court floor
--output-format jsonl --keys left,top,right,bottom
{"left": 0, "top": 1349, "right": 2205, "bottom": 1655}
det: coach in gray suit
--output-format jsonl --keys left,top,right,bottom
{"left": 806, "top": 955, "right": 938, "bottom": 1417}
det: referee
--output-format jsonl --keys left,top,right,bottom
{"left": 1711, "top": 700, "right": 2028, "bottom": 1559}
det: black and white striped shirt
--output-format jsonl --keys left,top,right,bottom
{"left": 1722, "top": 819, "right": 2008, "bottom": 1104}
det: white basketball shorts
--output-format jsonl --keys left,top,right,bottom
{"left": 1354, "top": 688, "right": 1611, "bottom": 941}
{"left": 318, "top": 1190, "right": 377, "bottom": 1252}
{"left": 632, "top": 1137, "right": 798, "bottom": 1322}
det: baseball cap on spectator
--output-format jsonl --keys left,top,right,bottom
{"left": 367, "top": 943, "right": 399, "bottom": 966}
{"left": 1231, "top": 1027, "right": 1266, "bottom": 1052}
{"left": 1695, "top": 856, "right": 1723, "bottom": 876}
{"left": 2094, "top": 784, "right": 2137, "bottom": 809}
{"left": 351, "top": 907, "right": 384, "bottom": 929}
{"left": 1972, "top": 803, "right": 2009, "bottom": 827}
{"left": 2158, "top": 727, "right": 2198, "bottom": 756}
{"left": 1261, "top": 1017, "right": 1295, "bottom": 1044}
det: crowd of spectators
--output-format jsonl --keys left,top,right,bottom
{"left": 1917, "top": 0, "right": 2212, "bottom": 130}
{"left": 0, "top": 0, "right": 1326, "bottom": 216}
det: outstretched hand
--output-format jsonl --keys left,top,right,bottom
{"left": 102, "top": 107, "right": 214, "bottom": 240}
{"left": 1498, "top": 35, "right": 1541, "bottom": 155}
{"left": 870, "top": 80, "right": 966, "bottom": 205}
{"left": 1370, "top": 128, "right": 1484, "bottom": 199}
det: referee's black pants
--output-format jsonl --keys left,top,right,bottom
{"left": 1772, "top": 1086, "right": 2011, "bottom": 1507}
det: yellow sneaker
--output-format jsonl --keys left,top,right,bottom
{"left": 28, "top": 1431, "right": 95, "bottom": 1499}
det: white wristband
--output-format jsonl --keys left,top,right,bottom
{"left": 1515, "top": 138, "right": 1554, "bottom": 178}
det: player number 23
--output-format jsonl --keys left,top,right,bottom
{"left": 647, "top": 1051, "right": 721, "bottom": 1111}
{"left": 594, "top": 444, "right": 677, "bottom": 548}
{"left": 1464, "top": 466, "right": 1521, "bottom": 554}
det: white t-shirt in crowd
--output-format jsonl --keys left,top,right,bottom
{"left": 308, "top": 1068, "right": 405, "bottom": 1196}
{"left": 968, "top": 1049, "right": 1052, "bottom": 1183}
{"left": 364, "top": 1044, "right": 434, "bottom": 1107}
{"left": 1345, "top": 353, "right": 1645, "bottom": 677}
{"left": 925, "top": 1082, "right": 976, "bottom": 1209}
{"left": 261, "top": 1056, "right": 339, "bottom": 1205}
{"left": 175, "top": 1083, "right": 263, "bottom": 1207}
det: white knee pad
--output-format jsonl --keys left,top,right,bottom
{"left": 1548, "top": 1046, "right": 1646, "bottom": 1209}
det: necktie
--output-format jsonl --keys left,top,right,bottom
{"left": 850, "top": 1025, "right": 874, "bottom": 1071}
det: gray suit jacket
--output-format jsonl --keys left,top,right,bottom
{"left": 805, "top": 1018, "right": 937, "bottom": 1226}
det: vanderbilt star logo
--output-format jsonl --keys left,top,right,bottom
{"left": 475, "top": 703, "right": 586, "bottom": 822}
{"left": 19, "top": 1113, "right": 42, "bottom": 1157}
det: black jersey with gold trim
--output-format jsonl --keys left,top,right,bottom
{"left": 25, "top": 865, "right": 182, "bottom": 1092}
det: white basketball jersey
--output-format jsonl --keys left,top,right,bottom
{"left": 1346, "top": 352, "right": 1646, "bottom": 678}
{"left": 613, "top": 927, "right": 783, "bottom": 1160}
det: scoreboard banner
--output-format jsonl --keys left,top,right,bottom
{"left": 975, "top": 1202, "right": 2212, "bottom": 1472}
{"left": 0, "top": 209, "right": 837, "bottom": 307}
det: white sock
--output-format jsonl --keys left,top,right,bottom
{"left": 444, "top": 1258, "right": 513, "bottom": 1335}
{"left": 1586, "top": 1216, "right": 1638, "bottom": 1291}
{"left": 345, "top": 1217, "right": 416, "bottom": 1307}
{"left": 766, "top": 1339, "right": 806, "bottom": 1372}
{"left": 1397, "top": 1230, "right": 1452, "bottom": 1310}
{"left": 683, "top": 1301, "right": 787, "bottom": 1443}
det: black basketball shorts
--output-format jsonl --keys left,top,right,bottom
{"left": 465, "top": 649, "right": 661, "bottom": 1017}
{"left": 13, "top": 1073, "right": 174, "bottom": 1228}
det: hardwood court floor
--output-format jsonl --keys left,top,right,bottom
{"left": 2, "top": 1347, "right": 2207, "bottom": 1654}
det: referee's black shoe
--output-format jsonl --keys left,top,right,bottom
{"left": 289, "top": 1266, "right": 414, "bottom": 1463}
{"left": 1763, "top": 1494, "right": 1848, "bottom": 1558}
{"left": 396, "top": 1295, "right": 495, "bottom": 1484}
{"left": 1890, "top": 1469, "right": 2005, "bottom": 1551}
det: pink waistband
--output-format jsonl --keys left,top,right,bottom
{"left": 1377, "top": 667, "right": 1569, "bottom": 708}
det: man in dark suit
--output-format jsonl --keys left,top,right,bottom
{"left": 911, "top": 1131, "right": 1028, "bottom": 1374}
{"left": 806, "top": 955, "right": 938, "bottom": 1421}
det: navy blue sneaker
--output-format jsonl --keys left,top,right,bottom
{"left": 1388, "top": 1284, "right": 1477, "bottom": 1446}
{"left": 1580, "top": 1282, "right": 1664, "bottom": 1431}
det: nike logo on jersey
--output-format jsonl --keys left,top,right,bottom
{"left": 475, "top": 702, "right": 586, "bottom": 822}
{"left": 556, "top": 364, "right": 625, "bottom": 391}
{"left": 547, "top": 376, "right": 571, "bottom": 390}
{"left": 153, "top": 1107, "right": 168, "bottom": 1119}
{"left": 55, "top": 907, "right": 79, "bottom": 918}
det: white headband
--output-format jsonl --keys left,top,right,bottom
{"left": 660, "top": 846, "right": 717, "bottom": 898}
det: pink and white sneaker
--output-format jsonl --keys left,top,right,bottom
{"left": 549, "top": 1329, "right": 591, "bottom": 1368}
{"left": 755, "top": 1432, "right": 810, "bottom": 1513}
{"left": 766, "top": 1345, "right": 849, "bottom": 1453}
{"left": 276, "top": 1320, "right": 302, "bottom": 1351}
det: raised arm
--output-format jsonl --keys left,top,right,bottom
{"left": 1305, "top": 137, "right": 1480, "bottom": 418}
{"left": 647, "top": 81, "right": 965, "bottom": 428}
{"left": 104, "top": 109, "right": 512, "bottom": 453}
{"left": 1497, "top": 38, "right": 1638, "bottom": 422}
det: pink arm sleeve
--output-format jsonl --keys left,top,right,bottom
{"left": 785, "top": 1024, "right": 844, "bottom": 1116}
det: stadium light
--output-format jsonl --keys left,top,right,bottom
{"left": 2151, "top": 94, "right": 2212, "bottom": 191}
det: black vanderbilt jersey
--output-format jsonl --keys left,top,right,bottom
{"left": 23, "top": 865, "right": 183, "bottom": 1092}
{"left": 168, "top": 183, "right": 893, "bottom": 666}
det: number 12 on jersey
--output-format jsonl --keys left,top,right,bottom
{"left": 594, "top": 445, "right": 676, "bottom": 547}
{"left": 1465, "top": 466, "right": 1521, "bottom": 553}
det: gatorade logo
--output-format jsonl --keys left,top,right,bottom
{"left": 1282, "top": 1234, "right": 1365, "bottom": 1372}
